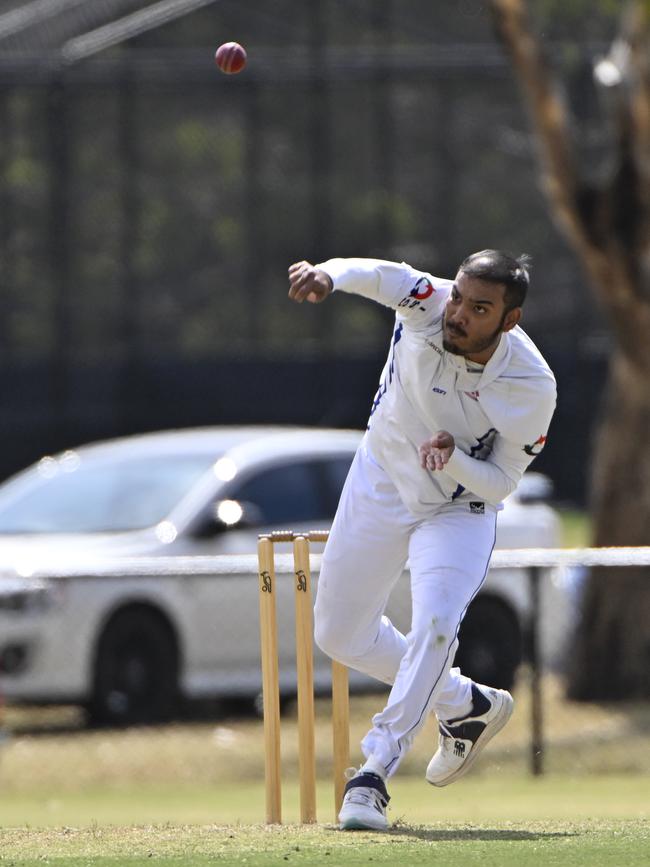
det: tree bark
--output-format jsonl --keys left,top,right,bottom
{"left": 490, "top": 0, "right": 650, "bottom": 699}
{"left": 567, "top": 350, "right": 650, "bottom": 699}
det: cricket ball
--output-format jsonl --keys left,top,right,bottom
{"left": 215, "top": 41, "right": 247, "bottom": 75}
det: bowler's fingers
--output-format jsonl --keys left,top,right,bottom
{"left": 288, "top": 261, "right": 333, "bottom": 304}
{"left": 288, "top": 261, "right": 317, "bottom": 303}
{"left": 430, "top": 453, "right": 446, "bottom": 471}
{"left": 420, "top": 442, "right": 450, "bottom": 472}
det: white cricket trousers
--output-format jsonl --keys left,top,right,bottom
{"left": 314, "top": 439, "right": 497, "bottom": 777}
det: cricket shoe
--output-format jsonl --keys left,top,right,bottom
{"left": 338, "top": 768, "right": 390, "bottom": 831}
{"left": 426, "top": 683, "right": 513, "bottom": 787}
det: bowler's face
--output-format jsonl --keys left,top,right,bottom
{"left": 442, "top": 272, "right": 519, "bottom": 364}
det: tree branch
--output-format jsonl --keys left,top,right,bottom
{"left": 489, "top": 0, "right": 620, "bottom": 299}
{"left": 623, "top": 3, "right": 650, "bottom": 290}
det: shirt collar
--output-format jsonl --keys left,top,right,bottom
{"left": 477, "top": 330, "right": 512, "bottom": 388}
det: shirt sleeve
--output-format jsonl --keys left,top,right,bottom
{"left": 445, "top": 370, "right": 556, "bottom": 505}
{"left": 444, "top": 435, "right": 538, "bottom": 504}
{"left": 316, "top": 257, "right": 447, "bottom": 329}
{"left": 443, "top": 381, "right": 555, "bottom": 505}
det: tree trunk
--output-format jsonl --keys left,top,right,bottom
{"left": 490, "top": 0, "right": 650, "bottom": 699}
{"left": 567, "top": 349, "right": 650, "bottom": 699}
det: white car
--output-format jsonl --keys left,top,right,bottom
{"left": 0, "top": 426, "right": 563, "bottom": 726}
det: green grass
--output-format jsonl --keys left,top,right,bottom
{"left": 1, "top": 777, "right": 649, "bottom": 865}
{"left": 558, "top": 508, "right": 592, "bottom": 547}
{"left": 0, "top": 775, "right": 648, "bottom": 828}
{"left": 1, "top": 822, "right": 649, "bottom": 867}
{"left": 4, "top": 679, "right": 649, "bottom": 793}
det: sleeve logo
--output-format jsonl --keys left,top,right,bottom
{"left": 523, "top": 434, "right": 547, "bottom": 456}
{"left": 409, "top": 277, "right": 434, "bottom": 300}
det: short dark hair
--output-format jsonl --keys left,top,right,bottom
{"left": 459, "top": 249, "right": 531, "bottom": 310}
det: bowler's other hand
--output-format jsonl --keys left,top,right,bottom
{"left": 288, "top": 261, "right": 333, "bottom": 304}
{"left": 419, "top": 431, "right": 455, "bottom": 471}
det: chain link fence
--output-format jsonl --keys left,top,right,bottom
{"left": 0, "top": 37, "right": 609, "bottom": 503}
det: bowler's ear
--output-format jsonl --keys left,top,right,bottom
{"left": 503, "top": 307, "right": 522, "bottom": 332}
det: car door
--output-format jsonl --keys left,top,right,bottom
{"left": 182, "top": 456, "right": 356, "bottom": 694}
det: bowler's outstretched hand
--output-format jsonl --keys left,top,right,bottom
{"left": 288, "top": 261, "right": 333, "bottom": 304}
{"left": 420, "top": 431, "right": 455, "bottom": 471}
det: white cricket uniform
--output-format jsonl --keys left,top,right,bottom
{"left": 312, "top": 258, "right": 556, "bottom": 776}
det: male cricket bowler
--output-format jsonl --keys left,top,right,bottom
{"left": 288, "top": 252, "right": 556, "bottom": 830}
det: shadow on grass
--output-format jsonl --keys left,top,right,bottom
{"left": 3, "top": 696, "right": 262, "bottom": 737}
{"left": 393, "top": 826, "right": 576, "bottom": 842}
{"left": 324, "top": 824, "right": 578, "bottom": 842}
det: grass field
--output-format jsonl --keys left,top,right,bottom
{"left": 2, "top": 676, "right": 649, "bottom": 866}
{"left": 557, "top": 508, "right": 591, "bottom": 548}
{"left": 1, "top": 781, "right": 648, "bottom": 866}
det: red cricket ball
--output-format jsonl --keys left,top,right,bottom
{"left": 215, "top": 41, "right": 247, "bottom": 75}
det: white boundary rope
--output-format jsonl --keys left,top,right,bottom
{"left": 14, "top": 546, "right": 650, "bottom": 580}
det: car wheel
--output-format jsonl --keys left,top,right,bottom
{"left": 455, "top": 596, "right": 522, "bottom": 691}
{"left": 89, "top": 608, "right": 178, "bottom": 727}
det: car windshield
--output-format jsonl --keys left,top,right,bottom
{"left": 0, "top": 452, "right": 218, "bottom": 533}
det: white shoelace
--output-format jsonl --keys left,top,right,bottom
{"left": 342, "top": 767, "right": 388, "bottom": 812}
{"left": 344, "top": 787, "right": 386, "bottom": 811}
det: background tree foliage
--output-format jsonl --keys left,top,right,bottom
{"left": 490, "top": 0, "right": 650, "bottom": 699}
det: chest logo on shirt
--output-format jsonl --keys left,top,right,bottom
{"left": 470, "top": 502, "right": 485, "bottom": 515}
{"left": 523, "top": 434, "right": 547, "bottom": 456}
{"left": 432, "top": 387, "right": 447, "bottom": 395}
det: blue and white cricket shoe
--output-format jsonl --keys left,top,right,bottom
{"left": 426, "top": 683, "right": 513, "bottom": 787}
{"left": 338, "top": 768, "right": 390, "bottom": 831}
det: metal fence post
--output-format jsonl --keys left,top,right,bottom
{"left": 47, "top": 75, "right": 71, "bottom": 432}
{"left": 528, "top": 565, "right": 544, "bottom": 775}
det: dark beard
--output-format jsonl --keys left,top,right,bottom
{"left": 442, "top": 315, "right": 506, "bottom": 358}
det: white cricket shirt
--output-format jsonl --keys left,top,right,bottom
{"left": 318, "top": 257, "right": 557, "bottom": 514}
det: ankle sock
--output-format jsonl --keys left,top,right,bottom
{"left": 360, "top": 755, "right": 387, "bottom": 781}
